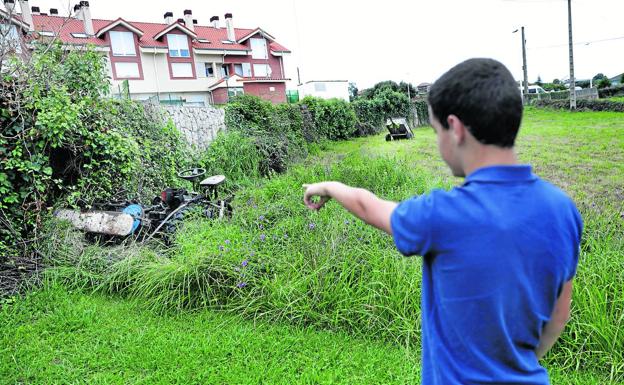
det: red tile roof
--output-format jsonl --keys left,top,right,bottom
{"left": 26, "top": 14, "right": 290, "bottom": 53}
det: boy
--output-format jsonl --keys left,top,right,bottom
{"left": 303, "top": 58, "right": 582, "bottom": 384}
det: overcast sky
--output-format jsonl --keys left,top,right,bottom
{"left": 10, "top": 0, "right": 624, "bottom": 89}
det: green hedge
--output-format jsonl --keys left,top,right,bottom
{"left": 598, "top": 85, "right": 624, "bottom": 99}
{"left": 352, "top": 98, "right": 384, "bottom": 136}
{"left": 300, "top": 96, "right": 357, "bottom": 140}
{"left": 533, "top": 99, "right": 624, "bottom": 112}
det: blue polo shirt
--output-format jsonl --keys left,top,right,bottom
{"left": 391, "top": 165, "right": 582, "bottom": 385}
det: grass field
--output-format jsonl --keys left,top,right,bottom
{"left": 1, "top": 107, "right": 622, "bottom": 384}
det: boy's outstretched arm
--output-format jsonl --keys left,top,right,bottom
{"left": 303, "top": 182, "right": 397, "bottom": 235}
{"left": 535, "top": 280, "right": 573, "bottom": 360}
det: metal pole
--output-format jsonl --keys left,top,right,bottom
{"left": 521, "top": 27, "right": 529, "bottom": 105}
{"left": 568, "top": 0, "right": 576, "bottom": 109}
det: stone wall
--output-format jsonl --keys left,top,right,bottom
{"left": 143, "top": 103, "right": 226, "bottom": 151}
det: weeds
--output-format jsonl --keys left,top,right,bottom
{"left": 37, "top": 108, "right": 624, "bottom": 381}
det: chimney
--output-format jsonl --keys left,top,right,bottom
{"left": 225, "top": 13, "right": 234, "bottom": 41}
{"left": 30, "top": 5, "right": 39, "bottom": 15}
{"left": 183, "top": 9, "right": 194, "bottom": 31}
{"left": 49, "top": 8, "right": 58, "bottom": 15}
{"left": 79, "top": 1, "right": 93, "bottom": 35}
{"left": 73, "top": 3, "right": 82, "bottom": 20}
{"left": 17, "top": 1, "right": 33, "bottom": 30}
{"left": 210, "top": 16, "right": 219, "bottom": 28}
{"left": 163, "top": 11, "right": 173, "bottom": 25}
{"left": 3, "top": 0, "right": 15, "bottom": 13}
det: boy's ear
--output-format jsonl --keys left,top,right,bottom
{"left": 447, "top": 114, "right": 467, "bottom": 145}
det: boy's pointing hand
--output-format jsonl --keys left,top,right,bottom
{"left": 303, "top": 183, "right": 331, "bottom": 210}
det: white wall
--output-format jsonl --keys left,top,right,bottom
{"left": 299, "top": 81, "right": 349, "bottom": 101}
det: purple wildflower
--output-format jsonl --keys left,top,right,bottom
{"left": 225, "top": 239, "right": 231, "bottom": 245}
{"left": 237, "top": 282, "right": 247, "bottom": 288}
{"left": 219, "top": 245, "right": 225, "bottom": 252}
{"left": 259, "top": 234, "right": 266, "bottom": 241}
{"left": 259, "top": 215, "right": 265, "bottom": 221}
{"left": 283, "top": 234, "right": 289, "bottom": 239}
{"left": 259, "top": 224, "right": 264, "bottom": 230}
{"left": 249, "top": 251, "right": 256, "bottom": 257}
{"left": 308, "top": 222, "right": 316, "bottom": 230}
{"left": 241, "top": 259, "right": 249, "bottom": 267}
{"left": 344, "top": 220, "right": 350, "bottom": 225}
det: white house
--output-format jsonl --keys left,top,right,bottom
{"left": 299, "top": 80, "right": 349, "bottom": 101}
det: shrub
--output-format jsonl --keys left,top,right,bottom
{"left": 533, "top": 99, "right": 624, "bottom": 112}
{"left": 352, "top": 98, "right": 384, "bottom": 136}
{"left": 0, "top": 44, "right": 190, "bottom": 263}
{"left": 300, "top": 96, "right": 357, "bottom": 140}
{"left": 411, "top": 100, "right": 430, "bottom": 127}
{"left": 223, "top": 95, "right": 308, "bottom": 176}
{"left": 598, "top": 84, "right": 624, "bottom": 99}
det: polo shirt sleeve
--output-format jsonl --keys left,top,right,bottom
{"left": 565, "top": 203, "right": 583, "bottom": 281}
{"left": 390, "top": 191, "right": 437, "bottom": 256}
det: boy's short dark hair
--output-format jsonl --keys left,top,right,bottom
{"left": 428, "top": 58, "right": 523, "bottom": 148}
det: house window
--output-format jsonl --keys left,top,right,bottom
{"left": 242, "top": 63, "right": 252, "bottom": 77}
{"left": 196, "top": 63, "right": 214, "bottom": 78}
{"left": 234, "top": 63, "right": 252, "bottom": 77}
{"left": 171, "top": 62, "right": 193, "bottom": 78}
{"left": 228, "top": 87, "right": 244, "bottom": 98}
{"left": 167, "top": 34, "right": 190, "bottom": 58}
{"left": 205, "top": 63, "right": 214, "bottom": 77}
{"left": 250, "top": 38, "right": 268, "bottom": 59}
{"left": 114, "top": 62, "right": 140, "bottom": 78}
{"left": 110, "top": 31, "right": 136, "bottom": 57}
{"left": 314, "top": 82, "right": 327, "bottom": 92}
{"left": 1, "top": 24, "right": 21, "bottom": 53}
{"left": 221, "top": 64, "right": 230, "bottom": 78}
{"left": 253, "top": 64, "right": 272, "bottom": 77}
{"left": 234, "top": 64, "right": 243, "bottom": 76}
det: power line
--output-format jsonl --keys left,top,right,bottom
{"left": 528, "top": 35, "right": 624, "bottom": 50}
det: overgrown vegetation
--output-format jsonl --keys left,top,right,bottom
{"left": 32, "top": 107, "right": 624, "bottom": 383}
{"left": 0, "top": 44, "right": 190, "bottom": 293}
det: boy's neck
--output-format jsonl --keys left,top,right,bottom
{"left": 462, "top": 145, "right": 519, "bottom": 177}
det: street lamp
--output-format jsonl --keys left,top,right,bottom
{"left": 513, "top": 27, "right": 529, "bottom": 104}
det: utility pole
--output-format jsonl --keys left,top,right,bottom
{"left": 568, "top": 0, "right": 576, "bottom": 109}
{"left": 521, "top": 27, "right": 529, "bottom": 105}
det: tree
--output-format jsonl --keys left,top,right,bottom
{"left": 398, "top": 81, "right": 416, "bottom": 99}
{"left": 620, "top": 74, "right": 624, "bottom": 85}
{"left": 553, "top": 79, "right": 561, "bottom": 85}
{"left": 592, "top": 73, "right": 607, "bottom": 82}
{"left": 536, "top": 76, "right": 543, "bottom": 87}
{"left": 597, "top": 77, "right": 612, "bottom": 89}
{"left": 348, "top": 82, "right": 358, "bottom": 102}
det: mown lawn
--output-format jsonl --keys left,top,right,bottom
{"left": 0, "top": 286, "right": 609, "bottom": 385}
{"left": 1, "top": 107, "right": 622, "bottom": 384}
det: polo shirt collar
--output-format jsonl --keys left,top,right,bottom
{"left": 465, "top": 165, "right": 536, "bottom": 183}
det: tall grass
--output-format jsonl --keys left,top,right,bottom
{"left": 41, "top": 134, "right": 624, "bottom": 381}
